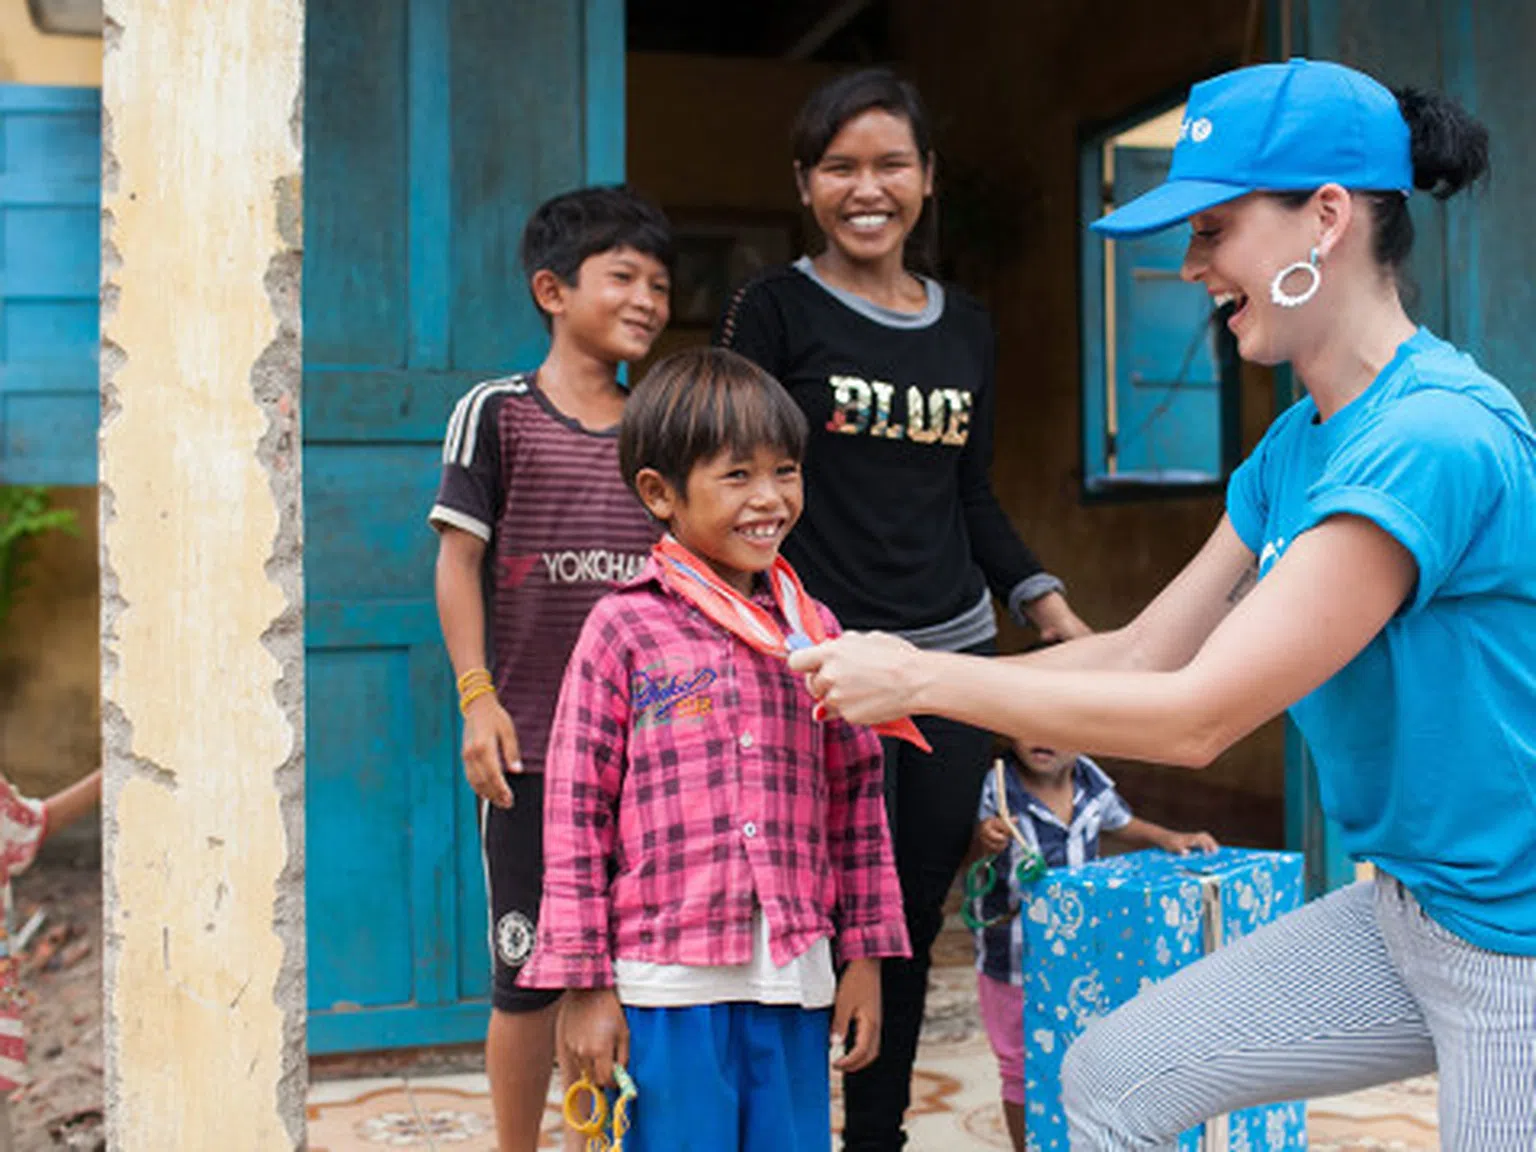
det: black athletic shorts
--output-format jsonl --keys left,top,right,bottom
{"left": 480, "top": 772, "right": 562, "bottom": 1014}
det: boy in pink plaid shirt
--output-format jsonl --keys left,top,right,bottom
{"left": 521, "top": 347, "right": 909, "bottom": 1151}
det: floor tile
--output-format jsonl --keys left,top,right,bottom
{"left": 306, "top": 955, "right": 1442, "bottom": 1151}
{"left": 402, "top": 1082, "right": 499, "bottom": 1149}
{"left": 309, "top": 1077, "right": 412, "bottom": 1106}
{"left": 406, "top": 1073, "right": 492, "bottom": 1096}
{"left": 308, "top": 1082, "right": 428, "bottom": 1150}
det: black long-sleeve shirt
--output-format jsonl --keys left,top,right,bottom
{"left": 715, "top": 260, "right": 1061, "bottom": 646}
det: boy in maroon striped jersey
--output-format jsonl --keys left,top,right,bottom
{"left": 429, "top": 185, "right": 672, "bottom": 1152}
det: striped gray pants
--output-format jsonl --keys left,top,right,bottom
{"left": 1062, "top": 873, "right": 1536, "bottom": 1150}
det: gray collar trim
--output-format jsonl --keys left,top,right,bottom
{"left": 793, "top": 255, "right": 944, "bottom": 329}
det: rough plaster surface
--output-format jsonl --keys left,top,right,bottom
{"left": 99, "top": 2, "right": 306, "bottom": 1147}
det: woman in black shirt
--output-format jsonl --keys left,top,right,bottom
{"left": 715, "top": 68, "right": 1089, "bottom": 1151}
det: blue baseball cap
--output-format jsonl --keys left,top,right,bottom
{"left": 1092, "top": 58, "right": 1413, "bottom": 238}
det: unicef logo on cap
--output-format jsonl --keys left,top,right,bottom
{"left": 1176, "top": 116, "right": 1214, "bottom": 144}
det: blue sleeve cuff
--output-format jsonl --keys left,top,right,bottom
{"left": 1007, "top": 573, "right": 1067, "bottom": 626}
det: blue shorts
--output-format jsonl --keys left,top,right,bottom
{"left": 621, "top": 1002, "right": 831, "bottom": 1152}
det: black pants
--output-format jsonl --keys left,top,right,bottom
{"left": 842, "top": 661, "right": 996, "bottom": 1151}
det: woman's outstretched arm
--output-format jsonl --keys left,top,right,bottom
{"left": 792, "top": 515, "right": 1415, "bottom": 767}
{"left": 1006, "top": 517, "right": 1259, "bottom": 673}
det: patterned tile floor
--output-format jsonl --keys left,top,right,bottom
{"left": 309, "top": 959, "right": 1439, "bottom": 1150}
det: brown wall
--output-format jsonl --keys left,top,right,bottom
{"left": 890, "top": 0, "right": 1285, "bottom": 843}
{"left": 628, "top": 23, "right": 1288, "bottom": 845}
{"left": 627, "top": 51, "right": 835, "bottom": 365}
{"left": 0, "top": 487, "right": 99, "bottom": 801}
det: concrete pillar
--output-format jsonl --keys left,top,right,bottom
{"left": 99, "top": 2, "right": 306, "bottom": 1146}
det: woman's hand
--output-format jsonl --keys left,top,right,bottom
{"left": 1025, "top": 591, "right": 1092, "bottom": 644}
{"left": 789, "top": 632, "right": 926, "bottom": 726}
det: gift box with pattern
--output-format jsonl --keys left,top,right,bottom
{"left": 1021, "top": 847, "right": 1308, "bottom": 1151}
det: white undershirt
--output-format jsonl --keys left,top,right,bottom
{"left": 614, "top": 908, "right": 835, "bottom": 1009}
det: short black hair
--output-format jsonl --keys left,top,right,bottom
{"left": 619, "top": 347, "right": 808, "bottom": 499}
{"left": 520, "top": 185, "right": 674, "bottom": 321}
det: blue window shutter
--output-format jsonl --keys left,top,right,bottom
{"left": 1109, "top": 145, "right": 1223, "bottom": 482}
{"left": 0, "top": 85, "right": 101, "bottom": 486}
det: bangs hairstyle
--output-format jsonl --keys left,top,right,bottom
{"left": 520, "top": 185, "right": 674, "bottom": 324}
{"left": 619, "top": 347, "right": 808, "bottom": 495}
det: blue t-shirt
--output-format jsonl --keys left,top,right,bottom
{"left": 1227, "top": 328, "right": 1536, "bottom": 954}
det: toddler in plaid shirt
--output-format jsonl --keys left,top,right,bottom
{"left": 521, "top": 347, "right": 910, "bottom": 1151}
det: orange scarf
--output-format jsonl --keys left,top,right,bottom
{"left": 652, "top": 535, "right": 931, "bottom": 751}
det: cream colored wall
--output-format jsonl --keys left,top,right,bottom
{"left": 0, "top": 0, "right": 101, "bottom": 85}
{"left": 100, "top": 0, "right": 305, "bottom": 1144}
{"left": 1115, "top": 102, "right": 1186, "bottom": 148}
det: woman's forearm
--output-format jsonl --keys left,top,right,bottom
{"left": 794, "top": 516, "right": 1414, "bottom": 771}
{"left": 911, "top": 652, "right": 1235, "bottom": 767}
{"left": 1001, "top": 626, "right": 1139, "bottom": 671}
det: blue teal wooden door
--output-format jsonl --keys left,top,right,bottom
{"left": 302, "top": 0, "right": 624, "bottom": 1053}
{"left": 0, "top": 85, "right": 100, "bottom": 486}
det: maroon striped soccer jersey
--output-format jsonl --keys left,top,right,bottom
{"left": 430, "top": 373, "right": 660, "bottom": 771}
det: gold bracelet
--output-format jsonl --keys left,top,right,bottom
{"left": 459, "top": 682, "right": 497, "bottom": 714}
{"left": 456, "top": 667, "right": 493, "bottom": 693}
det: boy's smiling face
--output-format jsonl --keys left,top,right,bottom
{"left": 638, "top": 444, "right": 804, "bottom": 596}
{"left": 538, "top": 245, "right": 671, "bottom": 363}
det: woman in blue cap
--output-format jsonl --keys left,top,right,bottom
{"left": 787, "top": 58, "right": 1536, "bottom": 1149}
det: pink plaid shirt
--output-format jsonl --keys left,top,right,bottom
{"left": 520, "top": 559, "right": 909, "bottom": 989}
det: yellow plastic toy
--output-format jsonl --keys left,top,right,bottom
{"left": 564, "top": 1065, "right": 637, "bottom": 1152}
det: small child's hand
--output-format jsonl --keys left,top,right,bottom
{"left": 976, "top": 817, "right": 1012, "bottom": 857}
{"left": 462, "top": 695, "right": 519, "bottom": 808}
{"left": 563, "top": 988, "right": 630, "bottom": 1088}
{"left": 832, "top": 958, "right": 882, "bottom": 1073}
{"left": 1161, "top": 830, "right": 1219, "bottom": 856}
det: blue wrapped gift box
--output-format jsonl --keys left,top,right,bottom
{"left": 1021, "top": 847, "right": 1308, "bottom": 1151}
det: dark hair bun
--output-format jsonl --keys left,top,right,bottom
{"left": 1395, "top": 87, "right": 1490, "bottom": 200}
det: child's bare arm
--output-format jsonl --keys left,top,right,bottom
{"left": 1108, "top": 816, "right": 1218, "bottom": 856}
{"left": 44, "top": 769, "right": 101, "bottom": 837}
{"left": 435, "top": 527, "right": 517, "bottom": 807}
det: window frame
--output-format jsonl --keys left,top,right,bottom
{"left": 1076, "top": 88, "right": 1243, "bottom": 504}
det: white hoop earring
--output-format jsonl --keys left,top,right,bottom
{"left": 1270, "top": 247, "right": 1322, "bottom": 308}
